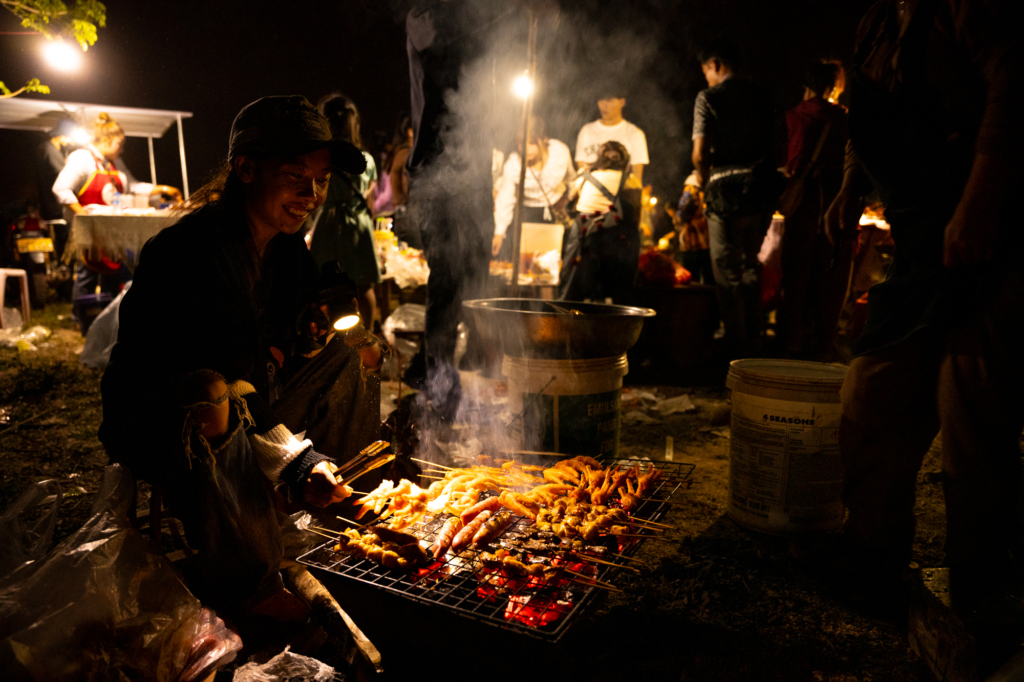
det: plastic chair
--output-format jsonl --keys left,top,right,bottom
{"left": 0, "top": 269, "right": 31, "bottom": 329}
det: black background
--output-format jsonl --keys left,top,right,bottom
{"left": 0, "top": 0, "right": 874, "bottom": 213}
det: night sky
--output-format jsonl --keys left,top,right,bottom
{"left": 0, "top": 0, "right": 873, "bottom": 213}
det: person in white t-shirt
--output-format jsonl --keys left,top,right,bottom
{"left": 492, "top": 117, "right": 575, "bottom": 257}
{"left": 574, "top": 90, "right": 649, "bottom": 183}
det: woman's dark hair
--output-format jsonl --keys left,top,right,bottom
{"left": 185, "top": 160, "right": 245, "bottom": 213}
{"left": 593, "top": 141, "right": 630, "bottom": 172}
{"left": 805, "top": 60, "right": 845, "bottom": 98}
{"left": 698, "top": 37, "right": 740, "bottom": 70}
{"left": 318, "top": 92, "right": 362, "bottom": 150}
{"left": 180, "top": 158, "right": 261, "bottom": 281}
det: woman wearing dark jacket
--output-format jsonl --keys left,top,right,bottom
{"left": 100, "top": 96, "right": 380, "bottom": 615}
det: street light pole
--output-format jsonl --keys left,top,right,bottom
{"left": 509, "top": 10, "right": 539, "bottom": 295}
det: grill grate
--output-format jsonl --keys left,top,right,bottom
{"left": 298, "top": 458, "right": 694, "bottom": 643}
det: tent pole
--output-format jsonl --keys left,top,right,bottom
{"left": 147, "top": 136, "right": 157, "bottom": 184}
{"left": 176, "top": 114, "right": 190, "bottom": 200}
{"left": 509, "top": 10, "right": 539, "bottom": 296}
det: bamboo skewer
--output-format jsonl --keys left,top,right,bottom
{"left": 335, "top": 516, "right": 366, "bottom": 528}
{"left": 564, "top": 568, "right": 618, "bottom": 590}
{"left": 567, "top": 578, "right": 622, "bottom": 593}
{"left": 603, "top": 533, "right": 676, "bottom": 542}
{"left": 568, "top": 553, "right": 640, "bottom": 573}
{"left": 412, "top": 457, "right": 453, "bottom": 470}
{"left": 628, "top": 517, "right": 675, "bottom": 529}
{"left": 309, "top": 528, "right": 343, "bottom": 542}
{"left": 612, "top": 552, "right": 650, "bottom": 567}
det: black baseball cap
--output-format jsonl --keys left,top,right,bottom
{"left": 228, "top": 95, "right": 366, "bottom": 174}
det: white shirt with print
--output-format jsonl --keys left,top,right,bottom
{"left": 574, "top": 119, "right": 649, "bottom": 167}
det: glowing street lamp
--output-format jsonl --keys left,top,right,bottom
{"left": 42, "top": 39, "right": 82, "bottom": 72}
{"left": 512, "top": 73, "right": 534, "bottom": 100}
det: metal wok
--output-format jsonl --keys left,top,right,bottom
{"left": 463, "top": 298, "right": 655, "bottom": 359}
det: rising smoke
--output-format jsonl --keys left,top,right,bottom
{"left": 405, "top": 0, "right": 695, "bottom": 464}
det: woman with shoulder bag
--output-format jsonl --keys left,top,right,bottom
{"left": 559, "top": 141, "right": 642, "bottom": 304}
{"left": 491, "top": 116, "right": 576, "bottom": 262}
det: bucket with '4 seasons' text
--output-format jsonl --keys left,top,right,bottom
{"left": 726, "top": 359, "right": 848, "bottom": 535}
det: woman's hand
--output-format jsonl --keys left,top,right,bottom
{"left": 303, "top": 461, "right": 352, "bottom": 507}
{"left": 492, "top": 234, "right": 505, "bottom": 257}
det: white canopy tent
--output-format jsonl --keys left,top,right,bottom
{"left": 0, "top": 98, "right": 194, "bottom": 198}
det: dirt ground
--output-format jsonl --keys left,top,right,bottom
{"left": 0, "top": 301, "right": 947, "bottom": 680}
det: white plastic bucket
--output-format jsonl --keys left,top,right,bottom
{"left": 726, "top": 359, "right": 848, "bottom": 535}
{"left": 504, "top": 354, "right": 628, "bottom": 458}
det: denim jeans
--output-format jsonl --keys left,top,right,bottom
{"left": 706, "top": 210, "right": 772, "bottom": 350}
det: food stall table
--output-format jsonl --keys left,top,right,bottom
{"left": 67, "top": 210, "right": 176, "bottom": 269}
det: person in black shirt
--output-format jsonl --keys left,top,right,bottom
{"left": 403, "top": 0, "right": 498, "bottom": 418}
{"left": 691, "top": 38, "right": 777, "bottom": 356}
{"left": 100, "top": 96, "right": 382, "bottom": 615}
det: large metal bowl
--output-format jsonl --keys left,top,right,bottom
{"left": 463, "top": 298, "right": 656, "bottom": 359}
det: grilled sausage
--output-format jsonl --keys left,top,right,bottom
{"left": 460, "top": 496, "right": 502, "bottom": 526}
{"left": 368, "top": 524, "right": 419, "bottom": 546}
{"left": 431, "top": 516, "right": 463, "bottom": 558}
{"left": 451, "top": 510, "right": 492, "bottom": 553}
{"left": 472, "top": 511, "right": 514, "bottom": 547}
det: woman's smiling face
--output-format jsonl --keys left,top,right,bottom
{"left": 236, "top": 147, "right": 332, "bottom": 240}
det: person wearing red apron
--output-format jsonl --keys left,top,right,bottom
{"left": 51, "top": 113, "right": 180, "bottom": 332}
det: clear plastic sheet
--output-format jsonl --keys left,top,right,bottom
{"left": 232, "top": 646, "right": 337, "bottom": 682}
{"left": 0, "top": 464, "right": 207, "bottom": 681}
{"left": 0, "top": 479, "right": 62, "bottom": 579}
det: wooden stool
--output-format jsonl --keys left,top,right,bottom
{"left": 0, "top": 269, "right": 31, "bottom": 329}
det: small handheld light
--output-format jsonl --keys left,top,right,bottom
{"left": 333, "top": 312, "right": 361, "bottom": 332}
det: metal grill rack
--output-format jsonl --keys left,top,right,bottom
{"left": 298, "top": 459, "right": 694, "bottom": 643}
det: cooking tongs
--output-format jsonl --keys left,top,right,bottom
{"left": 336, "top": 440, "right": 394, "bottom": 485}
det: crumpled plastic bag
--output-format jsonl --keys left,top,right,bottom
{"left": 0, "top": 464, "right": 206, "bottom": 682}
{"left": 0, "top": 325, "right": 51, "bottom": 350}
{"left": 656, "top": 393, "right": 697, "bottom": 416}
{"left": 622, "top": 410, "right": 660, "bottom": 425}
{"left": 80, "top": 280, "right": 131, "bottom": 370}
{"left": 0, "top": 479, "right": 61, "bottom": 580}
{"left": 278, "top": 510, "right": 321, "bottom": 559}
{"left": 177, "top": 609, "right": 243, "bottom": 682}
{"left": 232, "top": 647, "right": 336, "bottom": 682}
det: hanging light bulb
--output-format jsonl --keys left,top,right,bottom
{"left": 512, "top": 72, "right": 534, "bottom": 100}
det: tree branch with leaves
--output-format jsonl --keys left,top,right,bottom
{"left": 1, "top": 0, "right": 106, "bottom": 98}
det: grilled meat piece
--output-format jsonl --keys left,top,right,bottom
{"left": 432, "top": 516, "right": 463, "bottom": 558}
{"left": 451, "top": 509, "right": 492, "bottom": 553}
{"left": 472, "top": 511, "right": 514, "bottom": 547}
